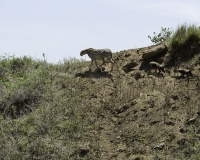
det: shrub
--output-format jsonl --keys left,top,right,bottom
{"left": 148, "top": 27, "right": 172, "bottom": 44}
{"left": 169, "top": 24, "right": 200, "bottom": 59}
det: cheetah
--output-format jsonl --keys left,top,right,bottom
{"left": 80, "top": 48, "right": 114, "bottom": 71}
{"left": 149, "top": 61, "right": 165, "bottom": 73}
{"left": 174, "top": 68, "right": 193, "bottom": 77}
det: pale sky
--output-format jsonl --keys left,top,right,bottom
{"left": 1, "top": 0, "right": 200, "bottom": 63}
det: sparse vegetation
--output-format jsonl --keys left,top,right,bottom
{"left": 0, "top": 23, "right": 200, "bottom": 159}
{"left": 148, "top": 24, "right": 200, "bottom": 73}
{"left": 148, "top": 27, "right": 172, "bottom": 44}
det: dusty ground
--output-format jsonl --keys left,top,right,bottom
{"left": 74, "top": 45, "right": 200, "bottom": 159}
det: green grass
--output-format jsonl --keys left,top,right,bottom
{"left": 168, "top": 24, "right": 200, "bottom": 60}
{"left": 0, "top": 55, "right": 93, "bottom": 159}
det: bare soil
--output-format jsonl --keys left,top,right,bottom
{"left": 75, "top": 45, "right": 200, "bottom": 159}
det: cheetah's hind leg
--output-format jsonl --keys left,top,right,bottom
{"left": 99, "top": 58, "right": 106, "bottom": 67}
{"left": 110, "top": 62, "right": 114, "bottom": 72}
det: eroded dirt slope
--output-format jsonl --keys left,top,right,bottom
{"left": 75, "top": 45, "right": 200, "bottom": 160}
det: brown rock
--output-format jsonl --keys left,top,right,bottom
{"left": 142, "top": 44, "right": 167, "bottom": 59}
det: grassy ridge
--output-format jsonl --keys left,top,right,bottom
{"left": 0, "top": 55, "right": 96, "bottom": 159}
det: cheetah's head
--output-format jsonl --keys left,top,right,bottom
{"left": 80, "top": 50, "right": 87, "bottom": 56}
{"left": 80, "top": 48, "right": 93, "bottom": 56}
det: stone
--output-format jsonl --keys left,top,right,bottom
{"left": 154, "top": 142, "right": 165, "bottom": 150}
{"left": 142, "top": 44, "right": 167, "bottom": 59}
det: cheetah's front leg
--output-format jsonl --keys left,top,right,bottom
{"left": 99, "top": 58, "right": 106, "bottom": 67}
{"left": 94, "top": 60, "right": 99, "bottom": 70}
{"left": 89, "top": 60, "right": 93, "bottom": 71}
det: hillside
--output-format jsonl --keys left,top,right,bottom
{"left": 74, "top": 44, "right": 200, "bottom": 160}
{"left": 0, "top": 24, "right": 200, "bottom": 159}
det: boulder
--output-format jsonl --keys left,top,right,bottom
{"left": 122, "top": 60, "right": 138, "bottom": 73}
{"left": 142, "top": 44, "right": 167, "bottom": 59}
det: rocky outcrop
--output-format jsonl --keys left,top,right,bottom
{"left": 141, "top": 44, "right": 167, "bottom": 59}
{"left": 122, "top": 60, "right": 138, "bottom": 73}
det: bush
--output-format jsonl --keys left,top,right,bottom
{"left": 148, "top": 27, "right": 172, "bottom": 44}
{"left": 169, "top": 24, "right": 200, "bottom": 59}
